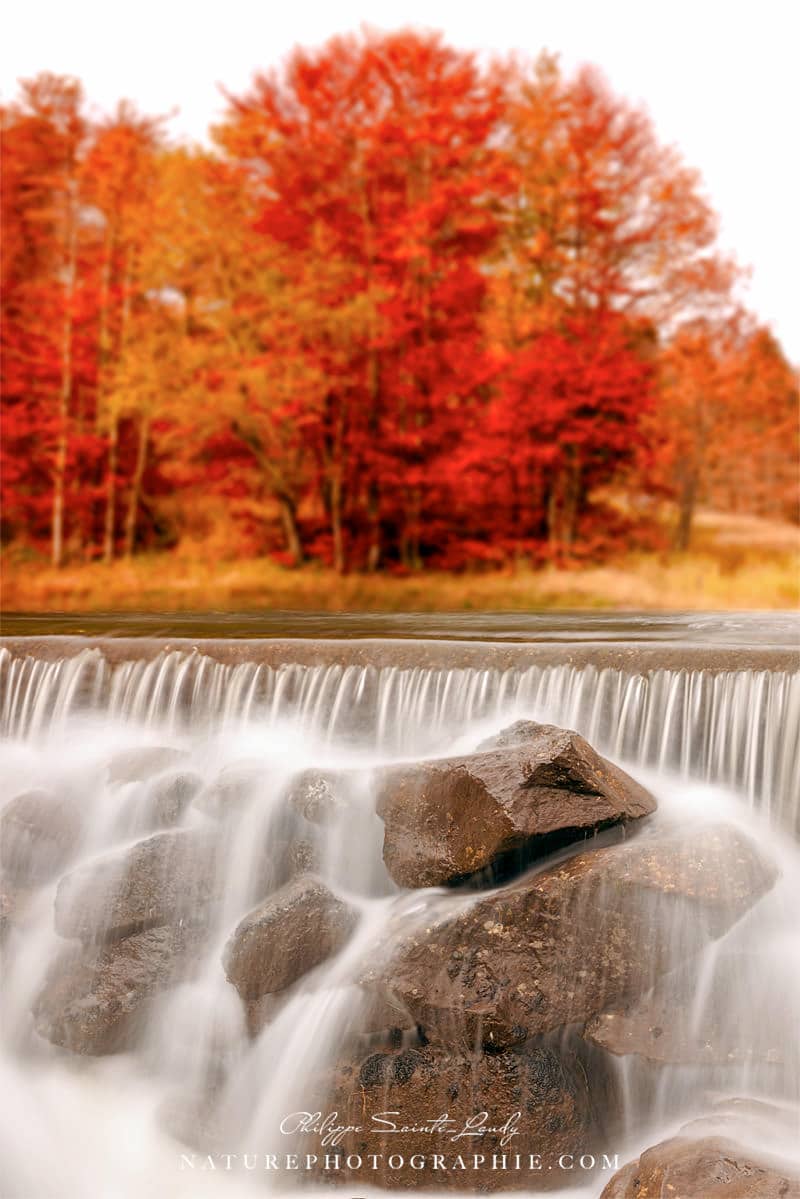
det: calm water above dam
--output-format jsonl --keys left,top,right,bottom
{"left": 4, "top": 609, "right": 800, "bottom": 647}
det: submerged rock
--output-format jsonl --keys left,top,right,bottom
{"left": 223, "top": 875, "right": 358, "bottom": 1000}
{"left": 140, "top": 770, "right": 204, "bottom": 828}
{"left": 287, "top": 769, "right": 351, "bottom": 825}
{"left": 33, "top": 923, "right": 203, "bottom": 1054}
{"left": 376, "top": 721, "right": 656, "bottom": 887}
{"left": 107, "top": 746, "right": 188, "bottom": 784}
{"left": 315, "top": 1041, "right": 611, "bottom": 1191}
{"left": 585, "top": 952, "right": 788, "bottom": 1066}
{"left": 366, "top": 824, "right": 778, "bottom": 1050}
{"left": 0, "top": 879, "right": 18, "bottom": 939}
{"left": 160, "top": 1088, "right": 226, "bottom": 1153}
{"left": 55, "top": 828, "right": 220, "bottom": 943}
{"left": 194, "top": 760, "right": 265, "bottom": 816}
{"left": 357, "top": 984, "right": 417, "bottom": 1038}
{"left": 0, "top": 789, "right": 83, "bottom": 884}
{"left": 600, "top": 1134, "right": 800, "bottom": 1198}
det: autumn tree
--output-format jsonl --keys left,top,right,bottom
{"left": 218, "top": 30, "right": 504, "bottom": 571}
{"left": 649, "top": 317, "right": 799, "bottom": 549}
{"left": 80, "top": 104, "right": 163, "bottom": 561}
{"left": 1, "top": 75, "right": 89, "bottom": 563}
{"left": 2, "top": 48, "right": 793, "bottom": 574}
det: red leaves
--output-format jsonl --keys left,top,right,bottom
{"left": 1, "top": 38, "right": 788, "bottom": 573}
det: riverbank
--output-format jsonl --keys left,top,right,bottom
{"left": 3, "top": 512, "right": 798, "bottom": 614}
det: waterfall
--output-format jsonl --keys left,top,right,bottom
{"left": 1, "top": 631, "right": 799, "bottom": 1198}
{"left": 2, "top": 645, "right": 798, "bottom": 830}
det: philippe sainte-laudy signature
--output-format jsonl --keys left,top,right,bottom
{"left": 280, "top": 1111, "right": 522, "bottom": 1149}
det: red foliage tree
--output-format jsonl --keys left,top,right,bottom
{"left": 218, "top": 31, "right": 505, "bottom": 570}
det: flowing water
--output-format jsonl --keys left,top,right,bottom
{"left": 1, "top": 615, "right": 799, "bottom": 1197}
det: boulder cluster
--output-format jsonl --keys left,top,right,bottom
{"left": 2, "top": 721, "right": 794, "bottom": 1196}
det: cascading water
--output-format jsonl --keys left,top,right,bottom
{"left": 2, "top": 646, "right": 798, "bottom": 828}
{"left": 1, "top": 622, "right": 799, "bottom": 1198}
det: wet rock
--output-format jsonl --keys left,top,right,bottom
{"left": 376, "top": 721, "right": 656, "bottom": 887}
{"left": 0, "top": 880, "right": 16, "bottom": 939}
{"left": 107, "top": 746, "right": 188, "bottom": 784}
{"left": 142, "top": 771, "right": 204, "bottom": 827}
{"left": 315, "top": 1041, "right": 610, "bottom": 1191}
{"left": 366, "top": 824, "right": 778, "bottom": 1050}
{"left": 0, "top": 789, "right": 83, "bottom": 884}
{"left": 600, "top": 1134, "right": 800, "bottom": 1198}
{"left": 288, "top": 837, "right": 320, "bottom": 875}
{"left": 288, "top": 769, "right": 350, "bottom": 825}
{"left": 55, "top": 828, "right": 220, "bottom": 943}
{"left": 223, "top": 875, "right": 358, "bottom": 1000}
{"left": 121, "top": 771, "right": 205, "bottom": 834}
{"left": 585, "top": 952, "right": 788, "bottom": 1066}
{"left": 357, "top": 984, "right": 417, "bottom": 1037}
{"left": 160, "top": 1089, "right": 225, "bottom": 1152}
{"left": 707, "top": 1097, "right": 800, "bottom": 1136}
{"left": 33, "top": 923, "right": 204, "bottom": 1054}
{"left": 244, "top": 991, "right": 289, "bottom": 1038}
{"left": 194, "top": 760, "right": 264, "bottom": 816}
{"left": 0, "top": 874, "right": 36, "bottom": 941}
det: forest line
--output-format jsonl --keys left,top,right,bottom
{"left": 2, "top": 30, "right": 797, "bottom": 575}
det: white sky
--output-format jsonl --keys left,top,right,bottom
{"left": 4, "top": 0, "right": 799, "bottom": 360}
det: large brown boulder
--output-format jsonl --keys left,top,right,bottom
{"left": 585, "top": 952, "right": 787, "bottom": 1066}
{"left": 310, "top": 1040, "right": 612, "bottom": 1191}
{"left": 33, "top": 923, "right": 204, "bottom": 1054}
{"left": 365, "top": 824, "right": 778, "bottom": 1050}
{"left": 222, "top": 875, "right": 358, "bottom": 1000}
{"left": 0, "top": 789, "right": 83, "bottom": 884}
{"left": 600, "top": 1134, "right": 800, "bottom": 1198}
{"left": 54, "top": 828, "right": 220, "bottom": 943}
{"left": 376, "top": 721, "right": 656, "bottom": 887}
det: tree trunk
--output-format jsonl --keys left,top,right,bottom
{"left": 359, "top": 172, "right": 382, "bottom": 574}
{"left": 103, "top": 249, "right": 133, "bottom": 565}
{"left": 674, "top": 470, "right": 697, "bottom": 552}
{"left": 278, "top": 496, "right": 304, "bottom": 566}
{"left": 563, "top": 450, "right": 581, "bottom": 550}
{"left": 366, "top": 480, "right": 381, "bottom": 572}
{"left": 52, "top": 180, "right": 78, "bottom": 568}
{"left": 331, "top": 475, "right": 345, "bottom": 575}
{"left": 103, "top": 418, "right": 118, "bottom": 564}
{"left": 123, "top": 415, "right": 149, "bottom": 558}
{"left": 547, "top": 480, "right": 560, "bottom": 547}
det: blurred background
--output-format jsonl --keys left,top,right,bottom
{"left": 2, "top": 1, "right": 798, "bottom": 612}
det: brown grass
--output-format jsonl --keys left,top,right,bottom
{"left": 2, "top": 511, "right": 798, "bottom": 614}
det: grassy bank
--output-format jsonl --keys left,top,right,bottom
{"left": 3, "top": 512, "right": 798, "bottom": 614}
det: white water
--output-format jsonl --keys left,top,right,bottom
{"left": 2, "top": 647, "right": 798, "bottom": 828}
{"left": 1, "top": 644, "right": 799, "bottom": 1197}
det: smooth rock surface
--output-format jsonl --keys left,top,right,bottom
{"left": 376, "top": 721, "right": 656, "bottom": 887}
{"left": 55, "top": 828, "right": 220, "bottom": 943}
{"left": 366, "top": 824, "right": 778, "bottom": 1049}
{"left": 223, "top": 875, "right": 358, "bottom": 1000}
